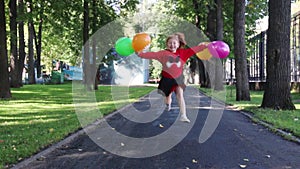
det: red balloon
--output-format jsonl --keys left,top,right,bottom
{"left": 132, "top": 33, "right": 151, "bottom": 52}
{"left": 208, "top": 41, "right": 230, "bottom": 59}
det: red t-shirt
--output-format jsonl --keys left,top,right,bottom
{"left": 138, "top": 45, "right": 206, "bottom": 78}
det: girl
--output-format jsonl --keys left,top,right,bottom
{"left": 137, "top": 32, "right": 207, "bottom": 123}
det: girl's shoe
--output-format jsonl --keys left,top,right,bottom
{"left": 180, "top": 114, "right": 190, "bottom": 123}
{"left": 165, "top": 104, "right": 171, "bottom": 111}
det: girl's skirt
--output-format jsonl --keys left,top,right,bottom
{"left": 158, "top": 75, "right": 186, "bottom": 97}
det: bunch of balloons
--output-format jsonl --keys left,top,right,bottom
{"left": 115, "top": 33, "right": 151, "bottom": 56}
{"left": 196, "top": 41, "right": 230, "bottom": 60}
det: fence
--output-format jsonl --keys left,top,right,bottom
{"left": 226, "top": 12, "right": 300, "bottom": 83}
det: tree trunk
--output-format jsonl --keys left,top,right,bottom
{"left": 83, "top": 0, "right": 91, "bottom": 90}
{"left": 213, "top": 0, "right": 224, "bottom": 91}
{"left": 234, "top": 0, "right": 250, "bottom": 101}
{"left": 18, "top": 0, "right": 25, "bottom": 86}
{"left": 206, "top": 4, "right": 216, "bottom": 41}
{"left": 92, "top": 0, "right": 98, "bottom": 90}
{"left": 215, "top": 0, "right": 223, "bottom": 40}
{"left": 261, "top": 0, "right": 295, "bottom": 110}
{"left": 27, "top": 0, "right": 35, "bottom": 84}
{"left": 9, "top": 0, "right": 20, "bottom": 88}
{"left": 0, "top": 0, "right": 12, "bottom": 98}
{"left": 33, "top": 4, "right": 43, "bottom": 78}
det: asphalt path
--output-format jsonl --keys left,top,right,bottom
{"left": 12, "top": 86, "right": 300, "bottom": 169}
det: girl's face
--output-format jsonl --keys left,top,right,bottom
{"left": 166, "top": 38, "right": 180, "bottom": 53}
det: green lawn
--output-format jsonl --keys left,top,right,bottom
{"left": 1, "top": 83, "right": 299, "bottom": 168}
{"left": 0, "top": 83, "right": 156, "bottom": 169}
{"left": 199, "top": 85, "right": 300, "bottom": 140}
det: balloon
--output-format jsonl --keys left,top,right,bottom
{"left": 196, "top": 48, "right": 212, "bottom": 60}
{"left": 208, "top": 41, "right": 230, "bottom": 59}
{"left": 132, "top": 33, "right": 151, "bottom": 52}
{"left": 115, "top": 37, "right": 135, "bottom": 56}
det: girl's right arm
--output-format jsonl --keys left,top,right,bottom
{"left": 136, "top": 50, "right": 167, "bottom": 60}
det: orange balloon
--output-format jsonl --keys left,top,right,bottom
{"left": 132, "top": 33, "right": 151, "bottom": 52}
{"left": 196, "top": 48, "right": 212, "bottom": 60}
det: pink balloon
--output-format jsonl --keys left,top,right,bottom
{"left": 208, "top": 41, "right": 230, "bottom": 59}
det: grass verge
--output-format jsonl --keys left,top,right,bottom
{"left": 199, "top": 85, "right": 300, "bottom": 140}
{"left": 0, "top": 83, "right": 155, "bottom": 168}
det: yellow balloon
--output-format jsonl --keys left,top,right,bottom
{"left": 196, "top": 48, "right": 212, "bottom": 60}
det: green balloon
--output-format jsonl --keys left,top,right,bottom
{"left": 115, "top": 37, "right": 135, "bottom": 56}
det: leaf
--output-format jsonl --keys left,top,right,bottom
{"left": 243, "top": 158, "right": 249, "bottom": 162}
{"left": 48, "top": 128, "right": 54, "bottom": 133}
{"left": 265, "top": 155, "right": 271, "bottom": 158}
{"left": 239, "top": 164, "right": 247, "bottom": 168}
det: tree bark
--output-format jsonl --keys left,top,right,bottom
{"left": 261, "top": 0, "right": 295, "bottom": 110}
{"left": 0, "top": 0, "right": 12, "bottom": 98}
{"left": 92, "top": 0, "right": 98, "bottom": 90}
{"left": 213, "top": 0, "right": 224, "bottom": 91}
{"left": 27, "top": 0, "right": 35, "bottom": 84}
{"left": 234, "top": 0, "right": 250, "bottom": 101}
{"left": 9, "top": 0, "right": 20, "bottom": 88}
{"left": 18, "top": 0, "right": 25, "bottom": 86}
{"left": 83, "top": 0, "right": 91, "bottom": 90}
{"left": 33, "top": 4, "right": 43, "bottom": 78}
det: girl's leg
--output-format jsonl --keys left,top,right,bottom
{"left": 165, "top": 94, "right": 172, "bottom": 111}
{"left": 175, "top": 86, "right": 190, "bottom": 123}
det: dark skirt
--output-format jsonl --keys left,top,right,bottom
{"left": 158, "top": 75, "right": 186, "bottom": 97}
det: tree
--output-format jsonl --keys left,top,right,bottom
{"left": 9, "top": 0, "right": 21, "bottom": 88}
{"left": 83, "top": 0, "right": 92, "bottom": 90}
{"left": 0, "top": 0, "right": 12, "bottom": 98}
{"left": 33, "top": 1, "right": 44, "bottom": 78}
{"left": 213, "top": 0, "right": 224, "bottom": 91}
{"left": 234, "top": 0, "right": 250, "bottom": 101}
{"left": 27, "top": 0, "right": 35, "bottom": 84}
{"left": 261, "top": 0, "right": 295, "bottom": 110}
{"left": 18, "top": 0, "right": 26, "bottom": 86}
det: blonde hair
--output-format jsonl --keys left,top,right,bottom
{"left": 166, "top": 32, "right": 187, "bottom": 49}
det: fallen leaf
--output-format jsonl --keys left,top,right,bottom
{"left": 36, "top": 155, "right": 46, "bottom": 161}
{"left": 0, "top": 140, "right": 4, "bottom": 143}
{"left": 239, "top": 164, "right": 247, "bottom": 168}
{"left": 243, "top": 158, "right": 249, "bottom": 162}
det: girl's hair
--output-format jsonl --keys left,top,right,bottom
{"left": 166, "top": 32, "right": 187, "bottom": 48}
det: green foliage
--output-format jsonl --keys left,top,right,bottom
{"left": 149, "top": 60, "right": 162, "bottom": 79}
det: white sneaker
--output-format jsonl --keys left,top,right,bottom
{"left": 165, "top": 104, "right": 171, "bottom": 111}
{"left": 180, "top": 115, "right": 190, "bottom": 123}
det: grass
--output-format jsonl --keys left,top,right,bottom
{"left": 1, "top": 83, "right": 299, "bottom": 168}
{"left": 0, "top": 82, "right": 156, "bottom": 169}
{"left": 199, "top": 85, "right": 300, "bottom": 139}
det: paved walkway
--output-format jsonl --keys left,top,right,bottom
{"left": 12, "top": 86, "right": 300, "bottom": 169}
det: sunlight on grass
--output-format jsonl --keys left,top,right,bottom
{"left": 199, "top": 85, "right": 300, "bottom": 138}
{"left": 0, "top": 83, "right": 155, "bottom": 168}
